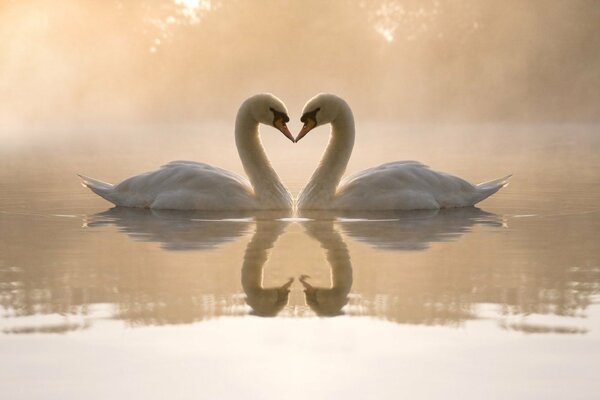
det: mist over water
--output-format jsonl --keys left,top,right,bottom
{"left": 1, "top": 0, "right": 599, "bottom": 134}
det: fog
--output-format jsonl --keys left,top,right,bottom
{"left": 1, "top": 0, "right": 599, "bottom": 130}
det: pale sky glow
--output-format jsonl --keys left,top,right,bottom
{"left": 0, "top": 0, "right": 598, "bottom": 128}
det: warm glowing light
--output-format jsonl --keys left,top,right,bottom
{"left": 175, "top": 0, "right": 202, "bottom": 11}
{"left": 373, "top": 1, "right": 401, "bottom": 43}
{"left": 370, "top": 0, "right": 443, "bottom": 43}
{"left": 376, "top": 26, "right": 395, "bottom": 43}
{"left": 145, "top": 0, "right": 215, "bottom": 52}
{"left": 174, "top": 0, "right": 212, "bottom": 23}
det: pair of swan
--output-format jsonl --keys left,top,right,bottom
{"left": 80, "top": 93, "right": 510, "bottom": 211}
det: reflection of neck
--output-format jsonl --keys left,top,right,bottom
{"left": 298, "top": 105, "right": 355, "bottom": 209}
{"left": 241, "top": 221, "right": 290, "bottom": 317}
{"left": 302, "top": 221, "right": 353, "bottom": 316}
{"left": 241, "top": 223, "right": 280, "bottom": 288}
{"left": 235, "top": 107, "right": 291, "bottom": 209}
{"left": 319, "top": 223, "right": 352, "bottom": 290}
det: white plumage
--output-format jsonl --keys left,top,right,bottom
{"left": 80, "top": 94, "right": 294, "bottom": 211}
{"left": 296, "top": 94, "right": 510, "bottom": 210}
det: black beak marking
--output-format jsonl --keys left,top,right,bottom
{"left": 300, "top": 107, "right": 320, "bottom": 124}
{"left": 270, "top": 107, "right": 289, "bottom": 125}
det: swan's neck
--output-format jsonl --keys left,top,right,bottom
{"left": 235, "top": 111, "right": 291, "bottom": 209}
{"left": 299, "top": 106, "right": 355, "bottom": 208}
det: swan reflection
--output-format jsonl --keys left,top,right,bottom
{"left": 1, "top": 206, "right": 596, "bottom": 334}
{"left": 84, "top": 207, "right": 501, "bottom": 318}
{"left": 88, "top": 208, "right": 296, "bottom": 317}
{"left": 302, "top": 207, "right": 502, "bottom": 251}
{"left": 88, "top": 207, "right": 255, "bottom": 251}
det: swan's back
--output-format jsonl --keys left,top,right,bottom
{"left": 81, "top": 161, "right": 259, "bottom": 210}
{"left": 334, "top": 161, "right": 510, "bottom": 210}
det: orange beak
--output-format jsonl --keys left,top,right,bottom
{"left": 274, "top": 119, "right": 295, "bottom": 143}
{"left": 295, "top": 119, "right": 317, "bottom": 143}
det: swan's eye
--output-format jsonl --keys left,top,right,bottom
{"left": 300, "top": 108, "right": 320, "bottom": 124}
{"left": 269, "top": 107, "right": 289, "bottom": 125}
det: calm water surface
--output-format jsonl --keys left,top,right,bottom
{"left": 1, "top": 124, "right": 599, "bottom": 399}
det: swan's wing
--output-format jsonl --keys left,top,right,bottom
{"left": 340, "top": 160, "right": 429, "bottom": 186}
{"left": 161, "top": 160, "right": 251, "bottom": 187}
{"left": 336, "top": 162, "right": 479, "bottom": 210}
{"left": 103, "top": 161, "right": 257, "bottom": 210}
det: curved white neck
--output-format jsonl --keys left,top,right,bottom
{"left": 299, "top": 103, "right": 355, "bottom": 208}
{"left": 235, "top": 107, "right": 291, "bottom": 208}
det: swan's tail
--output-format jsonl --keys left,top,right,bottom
{"left": 473, "top": 174, "right": 512, "bottom": 203}
{"left": 78, "top": 174, "right": 117, "bottom": 204}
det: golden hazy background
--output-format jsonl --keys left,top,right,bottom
{"left": 1, "top": 0, "right": 599, "bottom": 129}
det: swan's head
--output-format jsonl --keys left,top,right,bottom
{"left": 245, "top": 277, "right": 294, "bottom": 317}
{"left": 245, "top": 93, "right": 294, "bottom": 142}
{"left": 299, "top": 275, "right": 348, "bottom": 317}
{"left": 296, "top": 93, "right": 348, "bottom": 142}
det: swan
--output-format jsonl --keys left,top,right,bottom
{"left": 79, "top": 94, "right": 295, "bottom": 210}
{"left": 295, "top": 93, "right": 511, "bottom": 210}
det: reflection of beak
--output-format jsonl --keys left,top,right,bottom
{"left": 299, "top": 274, "right": 314, "bottom": 290}
{"left": 295, "top": 119, "right": 316, "bottom": 142}
{"left": 282, "top": 277, "right": 294, "bottom": 290}
{"left": 274, "top": 119, "right": 295, "bottom": 143}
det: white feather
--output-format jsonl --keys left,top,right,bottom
{"left": 79, "top": 94, "right": 293, "bottom": 211}
{"left": 297, "top": 94, "right": 511, "bottom": 210}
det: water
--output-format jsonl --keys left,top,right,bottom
{"left": 1, "top": 123, "right": 600, "bottom": 399}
